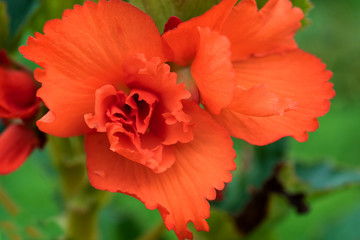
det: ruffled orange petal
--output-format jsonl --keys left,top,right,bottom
{"left": 215, "top": 50, "right": 334, "bottom": 145}
{"left": 0, "top": 67, "right": 38, "bottom": 119}
{"left": 86, "top": 101, "right": 236, "bottom": 240}
{"left": 123, "top": 56, "right": 192, "bottom": 145}
{"left": 191, "top": 27, "right": 235, "bottom": 114}
{"left": 221, "top": 0, "right": 303, "bottom": 61}
{"left": 20, "top": 0, "right": 167, "bottom": 137}
{"left": 162, "top": 0, "right": 237, "bottom": 65}
{"left": 0, "top": 124, "right": 39, "bottom": 174}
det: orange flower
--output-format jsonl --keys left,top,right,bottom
{"left": 163, "top": 0, "right": 335, "bottom": 145}
{"left": 20, "top": 0, "right": 334, "bottom": 238}
{"left": 0, "top": 50, "right": 40, "bottom": 174}
{"left": 20, "top": 1, "right": 236, "bottom": 239}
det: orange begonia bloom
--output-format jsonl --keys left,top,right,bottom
{"left": 20, "top": 0, "right": 334, "bottom": 238}
{"left": 0, "top": 51, "right": 40, "bottom": 174}
{"left": 163, "top": 0, "right": 335, "bottom": 145}
{"left": 20, "top": 1, "right": 235, "bottom": 239}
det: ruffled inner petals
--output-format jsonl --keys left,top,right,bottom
{"left": 84, "top": 84, "right": 175, "bottom": 173}
{"left": 123, "top": 56, "right": 193, "bottom": 145}
{"left": 85, "top": 101, "right": 236, "bottom": 240}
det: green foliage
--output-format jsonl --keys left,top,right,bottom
{"left": 0, "top": 150, "right": 63, "bottom": 239}
{"left": 26, "top": 0, "right": 87, "bottom": 34}
{"left": 296, "top": 162, "right": 360, "bottom": 192}
{"left": 173, "top": 0, "right": 221, "bottom": 21}
{"left": 129, "top": 0, "right": 175, "bottom": 32}
{"left": 129, "top": 0, "right": 222, "bottom": 32}
{"left": 0, "top": 3, "right": 9, "bottom": 49}
{"left": 195, "top": 209, "right": 242, "bottom": 240}
{"left": 273, "top": 186, "right": 360, "bottom": 240}
{"left": 215, "top": 139, "right": 287, "bottom": 213}
{"left": 0, "top": 0, "right": 39, "bottom": 51}
{"left": 289, "top": 102, "right": 360, "bottom": 168}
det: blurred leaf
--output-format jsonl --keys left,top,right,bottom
{"left": 289, "top": 102, "right": 360, "bottom": 168}
{"left": 273, "top": 186, "right": 360, "bottom": 240}
{"left": 0, "top": 0, "right": 39, "bottom": 51}
{"left": 129, "top": 0, "right": 223, "bottom": 32}
{"left": 244, "top": 194, "right": 291, "bottom": 240}
{"left": 0, "top": 150, "right": 63, "bottom": 239}
{"left": 217, "top": 139, "right": 288, "bottom": 213}
{"left": 291, "top": 0, "right": 313, "bottom": 27}
{"left": 0, "top": 2, "right": 9, "bottom": 49}
{"left": 26, "top": 0, "right": 86, "bottom": 34}
{"left": 247, "top": 139, "right": 288, "bottom": 188}
{"left": 129, "top": 0, "right": 175, "bottom": 32}
{"left": 234, "top": 163, "right": 308, "bottom": 235}
{"left": 0, "top": 0, "right": 39, "bottom": 37}
{"left": 99, "top": 193, "right": 174, "bottom": 239}
{"left": 195, "top": 209, "right": 242, "bottom": 240}
{"left": 173, "top": 0, "right": 221, "bottom": 21}
{"left": 296, "top": 162, "right": 360, "bottom": 192}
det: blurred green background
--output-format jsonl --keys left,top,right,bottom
{"left": 0, "top": 0, "right": 360, "bottom": 239}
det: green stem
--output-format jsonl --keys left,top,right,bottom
{"left": 48, "top": 136, "right": 109, "bottom": 240}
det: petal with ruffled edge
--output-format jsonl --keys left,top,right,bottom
{"left": 123, "top": 56, "right": 192, "bottom": 145}
{"left": 162, "top": 0, "right": 237, "bottom": 65}
{"left": 85, "top": 101, "right": 236, "bottom": 240}
{"left": 0, "top": 67, "right": 38, "bottom": 119}
{"left": 20, "top": 0, "right": 167, "bottom": 137}
{"left": 191, "top": 27, "right": 235, "bottom": 114}
{"left": 215, "top": 50, "right": 335, "bottom": 145}
{"left": 221, "top": 0, "right": 303, "bottom": 61}
{"left": 0, "top": 124, "right": 39, "bottom": 174}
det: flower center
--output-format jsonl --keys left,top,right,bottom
{"left": 171, "top": 65, "right": 199, "bottom": 103}
{"left": 85, "top": 84, "right": 175, "bottom": 173}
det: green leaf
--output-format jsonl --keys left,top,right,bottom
{"left": 0, "top": 0, "right": 39, "bottom": 50}
{"left": 296, "top": 162, "right": 360, "bottom": 192}
{"left": 26, "top": 0, "right": 86, "bottom": 34}
{"left": 128, "top": 0, "right": 222, "bottom": 32}
{"left": 0, "top": 2, "right": 9, "bottom": 49}
{"left": 272, "top": 186, "right": 360, "bottom": 240}
{"left": 194, "top": 209, "right": 242, "bottom": 240}
{"left": 216, "top": 139, "right": 288, "bottom": 213}
{"left": 129, "top": 0, "right": 175, "bottom": 32}
{"left": 173, "top": 0, "right": 221, "bottom": 21}
{"left": 289, "top": 101, "right": 360, "bottom": 168}
{"left": 0, "top": 150, "right": 63, "bottom": 239}
{"left": 2, "top": 0, "right": 39, "bottom": 36}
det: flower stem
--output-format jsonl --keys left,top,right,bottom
{"left": 48, "top": 136, "right": 109, "bottom": 240}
